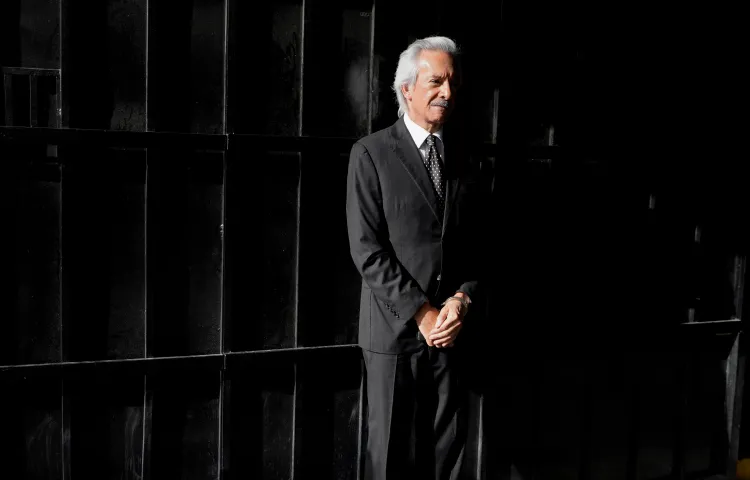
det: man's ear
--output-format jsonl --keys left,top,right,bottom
{"left": 402, "top": 84, "right": 411, "bottom": 100}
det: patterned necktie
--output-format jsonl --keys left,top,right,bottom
{"left": 424, "top": 134, "right": 445, "bottom": 215}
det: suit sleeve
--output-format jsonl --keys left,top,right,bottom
{"left": 346, "top": 141, "right": 429, "bottom": 321}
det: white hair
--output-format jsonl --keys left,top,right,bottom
{"left": 392, "top": 36, "right": 460, "bottom": 118}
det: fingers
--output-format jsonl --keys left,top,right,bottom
{"left": 430, "top": 301, "right": 463, "bottom": 348}
{"left": 435, "top": 307, "right": 448, "bottom": 329}
{"left": 429, "top": 322, "right": 461, "bottom": 342}
{"left": 434, "top": 335, "right": 457, "bottom": 348}
{"left": 433, "top": 311, "right": 459, "bottom": 333}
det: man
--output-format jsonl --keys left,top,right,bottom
{"left": 346, "top": 36, "right": 483, "bottom": 480}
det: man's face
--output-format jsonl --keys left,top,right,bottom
{"left": 403, "top": 49, "right": 459, "bottom": 132}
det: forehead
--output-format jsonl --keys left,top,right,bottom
{"left": 416, "top": 50, "right": 455, "bottom": 77}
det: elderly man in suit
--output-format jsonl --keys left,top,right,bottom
{"left": 346, "top": 36, "right": 483, "bottom": 480}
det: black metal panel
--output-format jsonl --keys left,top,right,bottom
{"left": 144, "top": 370, "right": 221, "bottom": 480}
{"left": 148, "top": 0, "right": 225, "bottom": 134}
{"left": 587, "top": 358, "right": 634, "bottom": 480}
{"left": 61, "top": 147, "right": 146, "bottom": 361}
{"left": 61, "top": 0, "right": 146, "bottom": 130}
{"left": 642, "top": 189, "right": 700, "bottom": 325}
{"left": 0, "top": 376, "right": 62, "bottom": 480}
{"left": 678, "top": 332, "right": 742, "bottom": 477}
{"left": 227, "top": 0, "right": 302, "bottom": 135}
{"left": 36, "top": 73, "right": 60, "bottom": 128}
{"left": 224, "top": 151, "right": 299, "bottom": 351}
{"left": 147, "top": 149, "right": 223, "bottom": 357}
{"left": 0, "top": 144, "right": 61, "bottom": 366}
{"left": 297, "top": 151, "right": 360, "bottom": 347}
{"left": 10, "top": 73, "right": 31, "bottom": 126}
{"left": 294, "top": 350, "right": 361, "bottom": 480}
{"left": 301, "top": 0, "right": 373, "bottom": 137}
{"left": 496, "top": 0, "right": 620, "bottom": 152}
{"left": 459, "top": 391, "right": 484, "bottom": 480}
{"left": 5, "top": 70, "right": 62, "bottom": 128}
{"left": 533, "top": 358, "right": 586, "bottom": 480}
{"left": 64, "top": 373, "right": 144, "bottom": 480}
{"left": 0, "top": 0, "right": 60, "bottom": 70}
{"left": 682, "top": 354, "right": 728, "bottom": 476}
{"left": 632, "top": 351, "right": 681, "bottom": 479}
{"left": 222, "top": 359, "right": 295, "bottom": 480}
{"left": 228, "top": 133, "right": 357, "bottom": 155}
{"left": 690, "top": 195, "right": 745, "bottom": 323}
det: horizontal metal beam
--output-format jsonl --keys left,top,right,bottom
{"left": 0, "top": 126, "right": 562, "bottom": 161}
{"left": 678, "top": 319, "right": 742, "bottom": 335}
{"left": 0, "top": 126, "right": 227, "bottom": 151}
{"left": 0, "top": 345, "right": 362, "bottom": 379}
{"left": 1, "top": 67, "right": 60, "bottom": 76}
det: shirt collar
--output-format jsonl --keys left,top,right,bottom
{"left": 403, "top": 112, "right": 443, "bottom": 150}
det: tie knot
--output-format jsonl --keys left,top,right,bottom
{"left": 425, "top": 135, "right": 437, "bottom": 148}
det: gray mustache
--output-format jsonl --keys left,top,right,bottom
{"left": 431, "top": 100, "right": 449, "bottom": 107}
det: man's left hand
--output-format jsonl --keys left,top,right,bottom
{"left": 429, "top": 294, "right": 468, "bottom": 348}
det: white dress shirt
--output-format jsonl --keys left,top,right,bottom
{"left": 403, "top": 112, "right": 445, "bottom": 164}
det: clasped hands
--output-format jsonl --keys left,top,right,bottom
{"left": 415, "top": 293, "right": 468, "bottom": 348}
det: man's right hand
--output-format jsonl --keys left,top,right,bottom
{"left": 414, "top": 302, "right": 440, "bottom": 346}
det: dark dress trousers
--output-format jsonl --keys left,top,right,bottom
{"left": 346, "top": 116, "right": 483, "bottom": 480}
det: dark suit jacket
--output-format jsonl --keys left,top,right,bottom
{"left": 346, "top": 116, "right": 483, "bottom": 354}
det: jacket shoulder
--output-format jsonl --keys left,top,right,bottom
{"left": 351, "top": 121, "right": 399, "bottom": 155}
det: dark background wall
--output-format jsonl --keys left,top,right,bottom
{"left": 0, "top": 0, "right": 747, "bottom": 479}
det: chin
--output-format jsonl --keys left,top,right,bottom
{"left": 430, "top": 113, "right": 450, "bottom": 124}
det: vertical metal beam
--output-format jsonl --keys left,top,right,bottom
{"left": 145, "top": 0, "right": 149, "bottom": 131}
{"left": 61, "top": 378, "right": 71, "bottom": 480}
{"left": 59, "top": 0, "right": 64, "bottom": 127}
{"left": 294, "top": 152, "right": 302, "bottom": 349}
{"left": 291, "top": 362, "right": 299, "bottom": 480}
{"left": 672, "top": 356, "right": 689, "bottom": 480}
{"left": 219, "top": 152, "right": 226, "bottom": 354}
{"left": 142, "top": 375, "right": 154, "bottom": 480}
{"left": 367, "top": 1, "right": 376, "bottom": 135}
{"left": 725, "top": 333, "right": 744, "bottom": 479}
{"left": 476, "top": 393, "right": 485, "bottom": 480}
{"left": 733, "top": 255, "right": 746, "bottom": 320}
{"left": 625, "top": 374, "right": 640, "bottom": 480}
{"left": 490, "top": 87, "right": 499, "bottom": 144}
{"left": 529, "top": 366, "right": 540, "bottom": 480}
{"left": 222, "top": 0, "right": 228, "bottom": 134}
{"left": 59, "top": 149, "right": 65, "bottom": 362}
{"left": 29, "top": 73, "right": 38, "bottom": 127}
{"left": 54, "top": 72, "right": 61, "bottom": 128}
{"left": 220, "top": 366, "right": 232, "bottom": 479}
{"left": 298, "top": 0, "right": 307, "bottom": 136}
{"left": 144, "top": 152, "right": 149, "bottom": 358}
{"left": 217, "top": 369, "right": 224, "bottom": 480}
{"left": 140, "top": 374, "right": 148, "bottom": 480}
{"left": 578, "top": 368, "right": 593, "bottom": 480}
{"left": 4, "top": 73, "right": 13, "bottom": 126}
{"left": 357, "top": 357, "right": 366, "bottom": 480}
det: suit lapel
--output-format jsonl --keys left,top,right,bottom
{"left": 388, "top": 117, "right": 442, "bottom": 223}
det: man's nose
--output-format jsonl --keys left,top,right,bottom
{"left": 440, "top": 81, "right": 452, "bottom": 99}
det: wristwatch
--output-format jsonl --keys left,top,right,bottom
{"left": 441, "top": 295, "right": 470, "bottom": 314}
